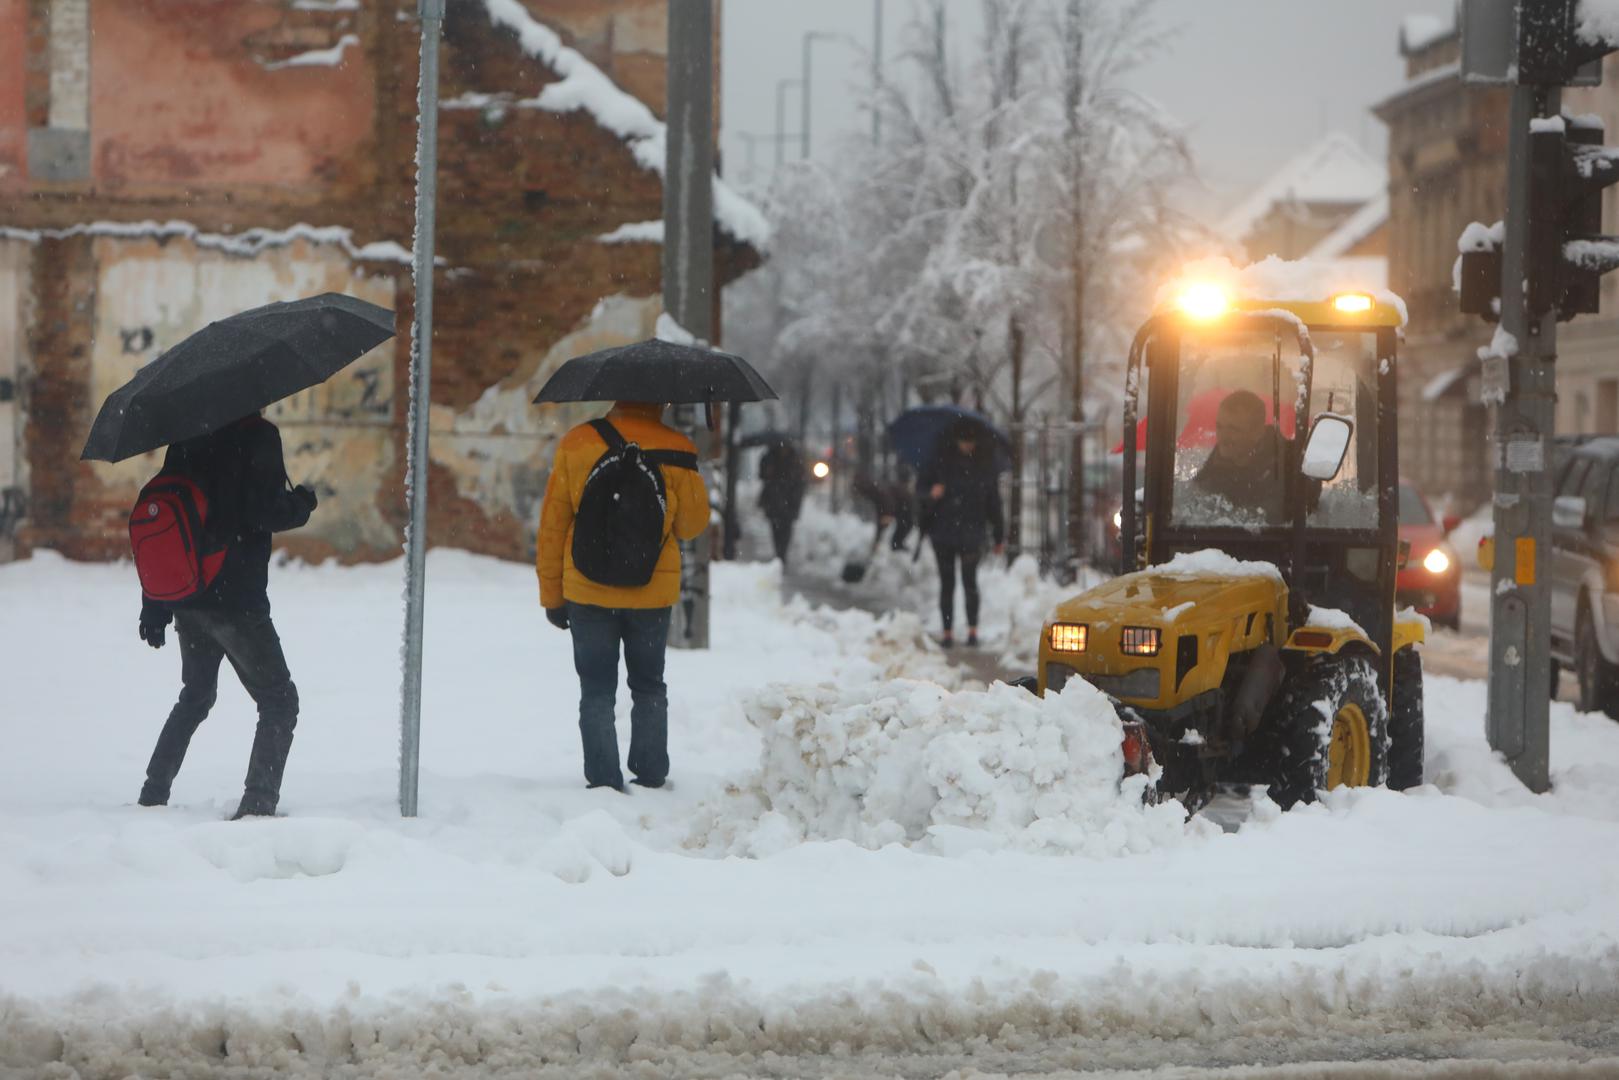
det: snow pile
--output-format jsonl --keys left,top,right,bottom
{"left": 690, "top": 678, "right": 1192, "bottom": 858}
{"left": 1578, "top": 0, "right": 1619, "bottom": 46}
{"left": 1400, "top": 13, "right": 1452, "bottom": 52}
{"left": 478, "top": 0, "right": 769, "bottom": 249}
{"left": 1159, "top": 256, "right": 1409, "bottom": 327}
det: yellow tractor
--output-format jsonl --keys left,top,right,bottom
{"left": 1039, "top": 282, "right": 1426, "bottom": 810}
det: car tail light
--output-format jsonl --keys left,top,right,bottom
{"left": 1120, "top": 721, "right": 1152, "bottom": 776}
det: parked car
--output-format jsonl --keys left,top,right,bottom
{"left": 1397, "top": 481, "right": 1461, "bottom": 630}
{"left": 1544, "top": 437, "right": 1619, "bottom": 716}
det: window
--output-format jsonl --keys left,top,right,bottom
{"left": 1304, "top": 331, "right": 1381, "bottom": 531}
{"left": 1599, "top": 380, "right": 1619, "bottom": 434}
{"left": 1581, "top": 460, "right": 1610, "bottom": 520}
{"left": 1559, "top": 458, "right": 1591, "bottom": 497}
{"left": 1398, "top": 484, "right": 1433, "bottom": 525}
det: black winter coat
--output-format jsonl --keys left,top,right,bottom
{"left": 141, "top": 417, "right": 312, "bottom": 621}
{"left": 919, "top": 445, "right": 1004, "bottom": 553}
{"left": 758, "top": 443, "right": 806, "bottom": 523}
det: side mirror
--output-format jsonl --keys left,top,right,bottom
{"left": 1442, "top": 513, "right": 1461, "bottom": 536}
{"left": 1300, "top": 414, "right": 1353, "bottom": 481}
{"left": 1553, "top": 494, "right": 1590, "bottom": 530}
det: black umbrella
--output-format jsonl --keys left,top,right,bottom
{"left": 737, "top": 428, "right": 795, "bottom": 449}
{"left": 81, "top": 293, "right": 396, "bottom": 463}
{"left": 533, "top": 339, "right": 777, "bottom": 406}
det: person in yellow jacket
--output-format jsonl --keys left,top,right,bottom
{"left": 537, "top": 402, "right": 709, "bottom": 791}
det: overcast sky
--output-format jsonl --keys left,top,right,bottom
{"left": 721, "top": 0, "right": 1450, "bottom": 220}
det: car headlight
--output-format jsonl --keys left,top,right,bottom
{"left": 1422, "top": 547, "right": 1452, "bottom": 575}
{"left": 1049, "top": 623, "right": 1088, "bottom": 653}
{"left": 1112, "top": 509, "right": 1122, "bottom": 531}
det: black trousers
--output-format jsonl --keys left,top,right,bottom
{"left": 567, "top": 603, "right": 673, "bottom": 789}
{"left": 933, "top": 543, "right": 982, "bottom": 632}
{"left": 766, "top": 513, "right": 795, "bottom": 565}
{"left": 141, "top": 607, "right": 299, "bottom": 812}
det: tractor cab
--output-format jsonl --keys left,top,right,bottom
{"left": 1038, "top": 279, "right": 1427, "bottom": 810}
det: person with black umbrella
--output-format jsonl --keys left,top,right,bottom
{"left": 134, "top": 416, "right": 319, "bottom": 818}
{"left": 919, "top": 418, "right": 1006, "bottom": 648}
{"left": 82, "top": 293, "right": 396, "bottom": 819}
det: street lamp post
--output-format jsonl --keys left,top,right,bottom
{"left": 775, "top": 78, "right": 802, "bottom": 167}
{"left": 801, "top": 31, "right": 843, "bottom": 159}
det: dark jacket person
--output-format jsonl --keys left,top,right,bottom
{"left": 1193, "top": 389, "right": 1285, "bottom": 523}
{"left": 919, "top": 422, "right": 1005, "bottom": 647}
{"left": 757, "top": 439, "right": 806, "bottom": 565}
{"left": 137, "top": 414, "right": 318, "bottom": 819}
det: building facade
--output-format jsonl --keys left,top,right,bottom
{"left": 1375, "top": 18, "right": 1619, "bottom": 511}
{"left": 0, "top": 0, "right": 760, "bottom": 565}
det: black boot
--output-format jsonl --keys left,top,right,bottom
{"left": 232, "top": 720, "right": 294, "bottom": 820}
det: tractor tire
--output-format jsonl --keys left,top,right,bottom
{"left": 1259, "top": 652, "right": 1390, "bottom": 809}
{"left": 1389, "top": 647, "right": 1425, "bottom": 791}
{"left": 1575, "top": 606, "right": 1619, "bottom": 719}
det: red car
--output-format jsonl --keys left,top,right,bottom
{"left": 1397, "top": 481, "right": 1461, "bottom": 630}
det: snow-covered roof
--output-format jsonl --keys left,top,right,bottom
{"left": 1578, "top": 0, "right": 1619, "bottom": 46}
{"left": 1306, "top": 191, "right": 1388, "bottom": 260}
{"left": 478, "top": 0, "right": 769, "bottom": 251}
{"left": 1217, "top": 133, "right": 1386, "bottom": 246}
{"left": 1400, "top": 13, "right": 1454, "bottom": 54}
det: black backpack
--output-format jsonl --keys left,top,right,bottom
{"left": 571, "top": 419, "right": 699, "bottom": 587}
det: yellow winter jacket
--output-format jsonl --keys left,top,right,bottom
{"left": 536, "top": 403, "right": 709, "bottom": 610}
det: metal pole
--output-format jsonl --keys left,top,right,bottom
{"left": 665, "top": 0, "right": 715, "bottom": 650}
{"left": 872, "top": 0, "right": 883, "bottom": 145}
{"left": 398, "top": 0, "right": 443, "bottom": 818}
{"left": 801, "top": 34, "right": 813, "bottom": 159}
{"left": 775, "top": 79, "right": 799, "bottom": 168}
{"left": 1485, "top": 83, "right": 1557, "bottom": 793}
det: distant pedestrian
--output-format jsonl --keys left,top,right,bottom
{"left": 133, "top": 413, "right": 318, "bottom": 819}
{"left": 919, "top": 420, "right": 1005, "bottom": 647}
{"left": 537, "top": 402, "right": 708, "bottom": 791}
{"left": 852, "top": 469, "right": 915, "bottom": 552}
{"left": 757, "top": 437, "right": 806, "bottom": 566}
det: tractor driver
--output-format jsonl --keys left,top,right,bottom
{"left": 1192, "top": 389, "right": 1285, "bottom": 522}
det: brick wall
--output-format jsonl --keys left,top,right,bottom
{"left": 3, "top": 0, "right": 759, "bottom": 566}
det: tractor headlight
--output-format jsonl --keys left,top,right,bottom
{"left": 1332, "top": 292, "right": 1375, "bottom": 314}
{"left": 1422, "top": 547, "right": 1452, "bottom": 575}
{"left": 1120, "top": 626, "right": 1161, "bottom": 656}
{"left": 1049, "top": 623, "right": 1088, "bottom": 653}
{"left": 1175, "top": 282, "right": 1229, "bottom": 321}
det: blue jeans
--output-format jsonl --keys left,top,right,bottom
{"left": 567, "top": 603, "right": 672, "bottom": 788}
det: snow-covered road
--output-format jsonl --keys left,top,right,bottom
{"left": 2, "top": 549, "right": 1618, "bottom": 1077}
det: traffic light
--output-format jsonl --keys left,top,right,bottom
{"left": 1516, "top": 0, "right": 1609, "bottom": 86}
{"left": 1524, "top": 114, "right": 1619, "bottom": 322}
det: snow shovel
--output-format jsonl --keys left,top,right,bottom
{"left": 841, "top": 530, "right": 883, "bottom": 583}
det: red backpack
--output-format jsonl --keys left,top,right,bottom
{"left": 129, "top": 473, "right": 228, "bottom": 602}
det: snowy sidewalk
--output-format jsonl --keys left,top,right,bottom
{"left": 3, "top": 551, "right": 1619, "bottom": 1076}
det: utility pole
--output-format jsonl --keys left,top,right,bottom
{"left": 665, "top": 0, "right": 715, "bottom": 649}
{"left": 1485, "top": 82, "right": 1559, "bottom": 793}
{"left": 1063, "top": 2, "right": 1087, "bottom": 574}
{"left": 1459, "top": 0, "right": 1619, "bottom": 792}
{"left": 774, "top": 79, "right": 801, "bottom": 168}
{"left": 872, "top": 0, "right": 884, "bottom": 145}
{"left": 801, "top": 31, "right": 842, "bottom": 159}
{"left": 398, "top": 0, "right": 443, "bottom": 817}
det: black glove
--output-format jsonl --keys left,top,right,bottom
{"left": 545, "top": 607, "right": 570, "bottom": 631}
{"left": 294, "top": 485, "right": 319, "bottom": 512}
{"left": 139, "top": 616, "right": 166, "bottom": 650}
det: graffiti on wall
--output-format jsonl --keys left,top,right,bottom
{"left": 89, "top": 235, "right": 399, "bottom": 554}
{"left": 429, "top": 293, "right": 664, "bottom": 545}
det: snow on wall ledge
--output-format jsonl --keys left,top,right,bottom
{"left": 478, "top": 0, "right": 770, "bottom": 250}
{"left": 0, "top": 220, "right": 410, "bottom": 263}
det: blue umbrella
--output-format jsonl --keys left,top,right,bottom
{"left": 886, "top": 405, "right": 1012, "bottom": 473}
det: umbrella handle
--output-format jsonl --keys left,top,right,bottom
{"left": 705, "top": 400, "right": 718, "bottom": 432}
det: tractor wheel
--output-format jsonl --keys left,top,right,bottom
{"left": 1262, "top": 653, "right": 1390, "bottom": 809}
{"left": 1575, "top": 606, "right": 1619, "bottom": 719}
{"left": 1389, "top": 647, "right": 1425, "bottom": 791}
